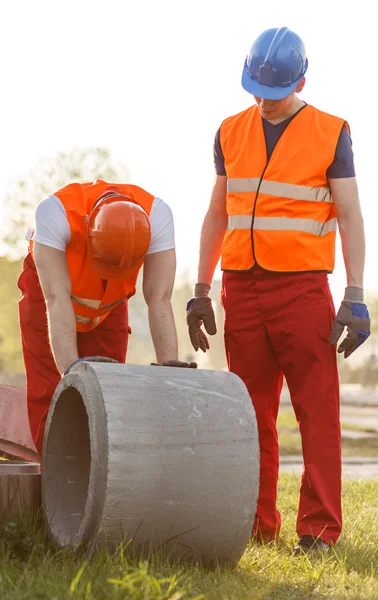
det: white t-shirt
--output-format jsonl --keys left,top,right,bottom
{"left": 30, "top": 195, "right": 175, "bottom": 255}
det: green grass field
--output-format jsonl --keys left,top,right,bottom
{"left": 1, "top": 475, "right": 378, "bottom": 599}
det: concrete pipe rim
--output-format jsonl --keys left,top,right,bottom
{"left": 42, "top": 364, "right": 108, "bottom": 548}
{"left": 0, "top": 461, "right": 41, "bottom": 475}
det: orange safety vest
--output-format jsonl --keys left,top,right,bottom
{"left": 31, "top": 180, "right": 154, "bottom": 332}
{"left": 219, "top": 104, "right": 348, "bottom": 272}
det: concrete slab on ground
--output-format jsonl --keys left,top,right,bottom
{"left": 280, "top": 402, "right": 378, "bottom": 437}
{"left": 281, "top": 385, "right": 378, "bottom": 406}
{"left": 280, "top": 456, "right": 378, "bottom": 479}
{"left": 340, "top": 405, "right": 378, "bottom": 431}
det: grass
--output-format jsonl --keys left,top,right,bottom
{"left": 277, "top": 409, "right": 378, "bottom": 457}
{"left": 1, "top": 475, "right": 378, "bottom": 599}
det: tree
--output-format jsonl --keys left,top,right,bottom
{"left": 0, "top": 258, "right": 25, "bottom": 382}
{"left": 2, "top": 147, "right": 130, "bottom": 258}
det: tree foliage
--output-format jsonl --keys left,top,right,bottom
{"left": 0, "top": 258, "right": 25, "bottom": 380}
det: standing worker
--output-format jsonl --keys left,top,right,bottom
{"left": 19, "top": 179, "right": 196, "bottom": 456}
{"left": 186, "top": 28, "right": 370, "bottom": 554}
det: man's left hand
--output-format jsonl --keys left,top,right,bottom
{"left": 330, "top": 287, "right": 371, "bottom": 358}
{"left": 151, "top": 360, "right": 198, "bottom": 368}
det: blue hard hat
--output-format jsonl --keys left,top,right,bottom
{"left": 242, "top": 27, "right": 308, "bottom": 100}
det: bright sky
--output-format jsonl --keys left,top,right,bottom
{"left": 0, "top": 0, "right": 377, "bottom": 310}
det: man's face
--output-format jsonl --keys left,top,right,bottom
{"left": 253, "top": 91, "right": 297, "bottom": 121}
{"left": 253, "top": 78, "right": 305, "bottom": 122}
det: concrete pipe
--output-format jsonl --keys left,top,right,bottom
{"left": 0, "top": 460, "right": 41, "bottom": 515}
{"left": 42, "top": 364, "right": 259, "bottom": 566}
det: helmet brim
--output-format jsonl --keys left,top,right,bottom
{"left": 241, "top": 59, "right": 302, "bottom": 100}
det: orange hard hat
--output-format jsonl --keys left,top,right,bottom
{"left": 87, "top": 189, "right": 151, "bottom": 279}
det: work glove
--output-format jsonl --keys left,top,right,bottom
{"left": 186, "top": 283, "right": 217, "bottom": 352}
{"left": 330, "top": 287, "right": 371, "bottom": 358}
{"left": 64, "top": 356, "right": 119, "bottom": 376}
{"left": 151, "top": 360, "right": 198, "bottom": 368}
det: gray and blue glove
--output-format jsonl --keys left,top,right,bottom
{"left": 64, "top": 356, "right": 118, "bottom": 376}
{"left": 330, "top": 287, "right": 371, "bottom": 358}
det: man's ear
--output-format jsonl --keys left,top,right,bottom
{"left": 295, "top": 77, "right": 306, "bottom": 93}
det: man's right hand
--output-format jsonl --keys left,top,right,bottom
{"left": 64, "top": 356, "right": 119, "bottom": 376}
{"left": 186, "top": 283, "right": 217, "bottom": 352}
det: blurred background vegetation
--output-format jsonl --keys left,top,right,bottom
{"left": 1, "top": 147, "right": 377, "bottom": 390}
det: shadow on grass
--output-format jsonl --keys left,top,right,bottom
{"left": 331, "top": 539, "right": 378, "bottom": 579}
{"left": 198, "top": 566, "right": 335, "bottom": 600}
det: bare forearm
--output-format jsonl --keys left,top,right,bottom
{"left": 338, "top": 211, "right": 365, "bottom": 288}
{"left": 197, "top": 211, "right": 227, "bottom": 284}
{"left": 330, "top": 177, "right": 366, "bottom": 289}
{"left": 46, "top": 297, "right": 78, "bottom": 374}
{"left": 148, "top": 300, "right": 178, "bottom": 363}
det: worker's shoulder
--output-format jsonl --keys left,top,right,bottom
{"left": 118, "top": 183, "right": 157, "bottom": 204}
{"left": 307, "top": 104, "right": 347, "bottom": 124}
{"left": 54, "top": 182, "right": 86, "bottom": 196}
{"left": 125, "top": 183, "right": 152, "bottom": 195}
{"left": 220, "top": 105, "right": 255, "bottom": 128}
{"left": 35, "top": 194, "right": 64, "bottom": 216}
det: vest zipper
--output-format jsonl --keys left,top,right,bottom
{"left": 250, "top": 104, "right": 308, "bottom": 267}
{"left": 250, "top": 162, "right": 269, "bottom": 266}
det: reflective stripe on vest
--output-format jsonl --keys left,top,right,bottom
{"left": 71, "top": 296, "right": 101, "bottom": 309}
{"left": 75, "top": 314, "right": 92, "bottom": 325}
{"left": 228, "top": 216, "right": 337, "bottom": 237}
{"left": 72, "top": 296, "right": 123, "bottom": 327}
{"left": 71, "top": 296, "right": 123, "bottom": 311}
{"left": 227, "top": 178, "right": 332, "bottom": 203}
{"left": 75, "top": 314, "right": 103, "bottom": 327}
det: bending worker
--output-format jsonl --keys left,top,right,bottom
{"left": 18, "top": 179, "right": 194, "bottom": 455}
{"left": 186, "top": 28, "right": 371, "bottom": 554}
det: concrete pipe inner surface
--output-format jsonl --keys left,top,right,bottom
{"left": 42, "top": 386, "right": 92, "bottom": 546}
{"left": 42, "top": 364, "right": 259, "bottom": 566}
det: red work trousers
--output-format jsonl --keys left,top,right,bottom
{"left": 221, "top": 267, "right": 342, "bottom": 545}
{"left": 18, "top": 252, "right": 130, "bottom": 456}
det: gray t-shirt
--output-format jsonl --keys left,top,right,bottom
{"left": 214, "top": 112, "right": 355, "bottom": 178}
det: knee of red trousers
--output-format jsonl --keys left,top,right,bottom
{"left": 23, "top": 347, "right": 59, "bottom": 458}
{"left": 34, "top": 408, "right": 49, "bottom": 456}
{"left": 27, "top": 394, "right": 51, "bottom": 457}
